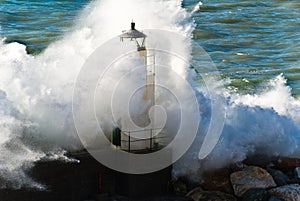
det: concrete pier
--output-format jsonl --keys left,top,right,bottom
{"left": 0, "top": 150, "right": 172, "bottom": 201}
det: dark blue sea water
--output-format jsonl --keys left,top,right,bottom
{"left": 190, "top": 0, "right": 300, "bottom": 95}
{"left": 0, "top": 0, "right": 89, "bottom": 53}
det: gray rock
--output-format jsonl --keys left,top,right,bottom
{"left": 172, "top": 179, "right": 188, "bottom": 195}
{"left": 266, "top": 168, "right": 290, "bottom": 186}
{"left": 186, "top": 187, "right": 203, "bottom": 200}
{"left": 241, "top": 188, "right": 268, "bottom": 201}
{"left": 230, "top": 166, "right": 276, "bottom": 197}
{"left": 187, "top": 187, "right": 237, "bottom": 201}
{"left": 202, "top": 167, "right": 233, "bottom": 194}
{"left": 268, "top": 196, "right": 284, "bottom": 201}
{"left": 269, "top": 184, "right": 300, "bottom": 201}
{"left": 294, "top": 167, "right": 300, "bottom": 179}
{"left": 230, "top": 162, "right": 247, "bottom": 172}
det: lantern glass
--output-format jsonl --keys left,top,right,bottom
{"left": 135, "top": 37, "right": 146, "bottom": 51}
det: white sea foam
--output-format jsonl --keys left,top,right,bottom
{"left": 173, "top": 74, "right": 300, "bottom": 181}
{"left": 191, "top": 1, "right": 203, "bottom": 14}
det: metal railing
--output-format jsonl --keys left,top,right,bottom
{"left": 120, "top": 128, "right": 168, "bottom": 153}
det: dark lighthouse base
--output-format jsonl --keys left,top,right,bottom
{"left": 0, "top": 150, "right": 172, "bottom": 201}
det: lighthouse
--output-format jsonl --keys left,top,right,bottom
{"left": 116, "top": 22, "right": 157, "bottom": 152}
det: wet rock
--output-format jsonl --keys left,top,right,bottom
{"left": 294, "top": 167, "right": 300, "bottom": 179}
{"left": 141, "top": 195, "right": 193, "bottom": 201}
{"left": 266, "top": 168, "right": 290, "bottom": 186}
{"left": 268, "top": 196, "right": 284, "bottom": 201}
{"left": 241, "top": 188, "right": 268, "bottom": 201}
{"left": 230, "top": 166, "right": 276, "bottom": 197}
{"left": 172, "top": 179, "right": 188, "bottom": 195}
{"left": 110, "top": 195, "right": 193, "bottom": 201}
{"left": 269, "top": 184, "right": 300, "bottom": 201}
{"left": 202, "top": 167, "right": 233, "bottom": 194}
{"left": 186, "top": 187, "right": 203, "bottom": 200}
{"left": 275, "top": 157, "right": 300, "bottom": 172}
{"left": 230, "top": 162, "right": 247, "bottom": 172}
{"left": 186, "top": 187, "right": 237, "bottom": 201}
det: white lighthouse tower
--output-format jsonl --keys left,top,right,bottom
{"left": 116, "top": 22, "right": 157, "bottom": 152}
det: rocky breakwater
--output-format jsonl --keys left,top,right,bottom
{"left": 175, "top": 156, "right": 300, "bottom": 201}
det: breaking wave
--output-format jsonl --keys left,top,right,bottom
{"left": 0, "top": 0, "right": 300, "bottom": 187}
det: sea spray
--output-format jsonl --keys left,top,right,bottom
{"left": 173, "top": 75, "right": 300, "bottom": 181}
{"left": 0, "top": 0, "right": 193, "bottom": 188}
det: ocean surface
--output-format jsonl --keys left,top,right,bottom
{"left": 0, "top": 0, "right": 300, "bottom": 188}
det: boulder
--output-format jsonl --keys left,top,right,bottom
{"left": 230, "top": 166, "right": 276, "bottom": 197}
{"left": 186, "top": 187, "right": 237, "bottom": 201}
{"left": 269, "top": 184, "right": 300, "bottom": 201}
{"left": 241, "top": 188, "right": 268, "bottom": 201}
{"left": 266, "top": 168, "right": 290, "bottom": 186}
{"left": 294, "top": 167, "right": 300, "bottom": 179}
{"left": 202, "top": 167, "right": 233, "bottom": 194}
{"left": 186, "top": 187, "right": 203, "bottom": 200}
{"left": 112, "top": 195, "right": 194, "bottom": 201}
{"left": 230, "top": 162, "right": 247, "bottom": 172}
{"left": 268, "top": 196, "right": 284, "bottom": 201}
{"left": 140, "top": 195, "right": 194, "bottom": 201}
{"left": 172, "top": 179, "right": 188, "bottom": 195}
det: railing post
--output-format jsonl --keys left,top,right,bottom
{"left": 150, "top": 129, "right": 152, "bottom": 151}
{"left": 128, "top": 131, "right": 131, "bottom": 152}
